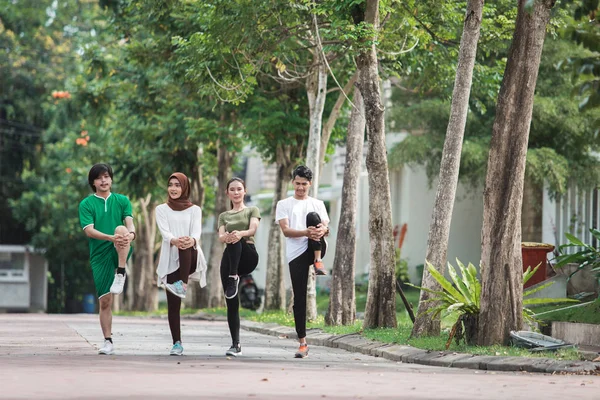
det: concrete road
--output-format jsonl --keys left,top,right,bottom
{"left": 0, "top": 314, "right": 597, "bottom": 400}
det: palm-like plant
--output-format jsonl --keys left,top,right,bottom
{"left": 411, "top": 260, "right": 480, "bottom": 346}
{"left": 555, "top": 230, "right": 600, "bottom": 284}
{"left": 412, "top": 259, "right": 576, "bottom": 347}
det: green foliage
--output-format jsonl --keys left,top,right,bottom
{"left": 389, "top": 35, "right": 600, "bottom": 195}
{"left": 410, "top": 259, "right": 576, "bottom": 344}
{"left": 0, "top": 0, "right": 103, "bottom": 243}
{"left": 410, "top": 260, "right": 481, "bottom": 320}
{"left": 555, "top": 230, "right": 600, "bottom": 283}
{"left": 560, "top": 1, "right": 599, "bottom": 115}
{"left": 522, "top": 265, "right": 579, "bottom": 325}
{"left": 524, "top": 148, "right": 569, "bottom": 197}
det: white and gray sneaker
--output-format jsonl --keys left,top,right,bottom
{"left": 170, "top": 341, "right": 183, "bottom": 356}
{"left": 165, "top": 280, "right": 187, "bottom": 299}
{"left": 98, "top": 339, "right": 114, "bottom": 355}
{"left": 225, "top": 343, "right": 242, "bottom": 357}
{"left": 109, "top": 273, "right": 126, "bottom": 294}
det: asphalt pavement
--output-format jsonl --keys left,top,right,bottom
{"left": 0, "top": 313, "right": 598, "bottom": 400}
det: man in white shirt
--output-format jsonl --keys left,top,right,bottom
{"left": 276, "top": 165, "right": 330, "bottom": 358}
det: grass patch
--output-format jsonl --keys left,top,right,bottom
{"left": 536, "top": 297, "right": 600, "bottom": 324}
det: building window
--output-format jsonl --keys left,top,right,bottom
{"left": 0, "top": 252, "right": 27, "bottom": 280}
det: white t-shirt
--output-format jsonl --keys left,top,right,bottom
{"left": 275, "top": 196, "right": 330, "bottom": 263}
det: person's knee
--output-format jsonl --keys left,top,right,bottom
{"left": 306, "top": 211, "right": 321, "bottom": 227}
{"left": 114, "top": 225, "right": 128, "bottom": 236}
{"left": 99, "top": 295, "right": 112, "bottom": 310}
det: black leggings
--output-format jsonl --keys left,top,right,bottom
{"left": 220, "top": 240, "right": 259, "bottom": 345}
{"left": 289, "top": 212, "right": 327, "bottom": 339}
{"left": 166, "top": 247, "right": 197, "bottom": 344}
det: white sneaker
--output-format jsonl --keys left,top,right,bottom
{"left": 170, "top": 341, "right": 184, "bottom": 356}
{"left": 98, "top": 339, "right": 114, "bottom": 355}
{"left": 110, "top": 273, "right": 126, "bottom": 294}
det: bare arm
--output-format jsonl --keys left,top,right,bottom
{"left": 278, "top": 218, "right": 309, "bottom": 238}
{"left": 124, "top": 217, "right": 135, "bottom": 239}
{"left": 229, "top": 217, "right": 260, "bottom": 243}
{"left": 84, "top": 226, "right": 116, "bottom": 242}
{"left": 218, "top": 225, "right": 232, "bottom": 244}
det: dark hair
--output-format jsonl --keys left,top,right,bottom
{"left": 292, "top": 165, "right": 313, "bottom": 182}
{"left": 226, "top": 177, "right": 246, "bottom": 209}
{"left": 88, "top": 163, "right": 113, "bottom": 192}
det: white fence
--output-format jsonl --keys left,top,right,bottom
{"left": 544, "top": 186, "right": 599, "bottom": 252}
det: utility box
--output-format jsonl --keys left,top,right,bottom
{"left": 0, "top": 245, "right": 48, "bottom": 312}
{"left": 522, "top": 242, "right": 554, "bottom": 288}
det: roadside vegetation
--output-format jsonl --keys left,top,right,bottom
{"left": 116, "top": 286, "right": 584, "bottom": 361}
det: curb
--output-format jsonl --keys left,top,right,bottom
{"left": 240, "top": 320, "right": 600, "bottom": 375}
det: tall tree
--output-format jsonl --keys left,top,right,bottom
{"left": 326, "top": 86, "right": 365, "bottom": 326}
{"left": 264, "top": 146, "right": 295, "bottom": 310}
{"left": 202, "top": 140, "right": 235, "bottom": 308}
{"left": 478, "top": 0, "right": 556, "bottom": 345}
{"left": 411, "top": 0, "right": 484, "bottom": 338}
{"left": 243, "top": 86, "right": 309, "bottom": 310}
{"left": 305, "top": 48, "right": 328, "bottom": 321}
{"left": 359, "top": 0, "right": 397, "bottom": 329}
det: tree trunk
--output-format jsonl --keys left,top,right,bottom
{"left": 319, "top": 72, "right": 358, "bottom": 175}
{"left": 264, "top": 145, "right": 294, "bottom": 310}
{"left": 129, "top": 194, "right": 158, "bottom": 311}
{"left": 325, "top": 86, "right": 365, "bottom": 326}
{"left": 478, "top": 0, "right": 555, "bottom": 346}
{"left": 190, "top": 145, "right": 206, "bottom": 207}
{"left": 188, "top": 145, "right": 206, "bottom": 309}
{"left": 203, "top": 140, "right": 234, "bottom": 308}
{"left": 359, "top": 0, "right": 397, "bottom": 329}
{"left": 411, "top": 0, "right": 484, "bottom": 338}
{"left": 305, "top": 52, "right": 328, "bottom": 321}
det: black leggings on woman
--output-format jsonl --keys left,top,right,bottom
{"left": 289, "top": 212, "right": 327, "bottom": 339}
{"left": 166, "top": 247, "right": 197, "bottom": 344}
{"left": 220, "top": 239, "right": 259, "bottom": 345}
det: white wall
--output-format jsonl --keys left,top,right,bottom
{"left": 391, "top": 166, "right": 484, "bottom": 283}
{"left": 0, "top": 282, "right": 30, "bottom": 309}
{"left": 29, "top": 253, "right": 48, "bottom": 311}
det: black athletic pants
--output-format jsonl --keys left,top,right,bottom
{"left": 220, "top": 239, "right": 259, "bottom": 345}
{"left": 289, "top": 212, "right": 327, "bottom": 339}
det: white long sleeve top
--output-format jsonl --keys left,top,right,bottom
{"left": 155, "top": 203, "right": 207, "bottom": 287}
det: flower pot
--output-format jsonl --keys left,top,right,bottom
{"left": 521, "top": 242, "right": 554, "bottom": 288}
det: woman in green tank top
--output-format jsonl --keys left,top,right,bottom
{"left": 217, "top": 177, "right": 261, "bottom": 356}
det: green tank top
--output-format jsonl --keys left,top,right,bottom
{"left": 218, "top": 206, "right": 261, "bottom": 244}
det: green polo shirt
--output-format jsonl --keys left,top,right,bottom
{"left": 79, "top": 193, "right": 133, "bottom": 263}
{"left": 218, "top": 206, "right": 261, "bottom": 244}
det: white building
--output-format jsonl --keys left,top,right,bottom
{"left": 241, "top": 132, "right": 485, "bottom": 290}
{"left": 0, "top": 245, "right": 48, "bottom": 312}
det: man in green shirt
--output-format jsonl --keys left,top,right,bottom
{"left": 79, "top": 163, "right": 135, "bottom": 355}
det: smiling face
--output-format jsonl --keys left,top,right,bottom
{"left": 94, "top": 172, "right": 112, "bottom": 194}
{"left": 168, "top": 177, "right": 182, "bottom": 200}
{"left": 227, "top": 180, "right": 246, "bottom": 206}
{"left": 292, "top": 176, "right": 311, "bottom": 200}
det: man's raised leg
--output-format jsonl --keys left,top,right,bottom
{"left": 110, "top": 225, "right": 130, "bottom": 294}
